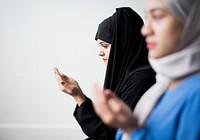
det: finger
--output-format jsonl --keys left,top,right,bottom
{"left": 92, "top": 84, "right": 105, "bottom": 109}
{"left": 92, "top": 84, "right": 101, "bottom": 97}
{"left": 104, "top": 89, "right": 116, "bottom": 99}
{"left": 61, "top": 74, "right": 69, "bottom": 80}
{"left": 54, "top": 68, "right": 65, "bottom": 83}
{"left": 92, "top": 94, "right": 112, "bottom": 117}
{"left": 108, "top": 98, "right": 121, "bottom": 113}
{"left": 92, "top": 85, "right": 113, "bottom": 112}
{"left": 61, "top": 73, "right": 66, "bottom": 77}
{"left": 54, "top": 67, "right": 62, "bottom": 77}
{"left": 92, "top": 92, "right": 116, "bottom": 126}
{"left": 54, "top": 68, "right": 69, "bottom": 80}
{"left": 94, "top": 85, "right": 107, "bottom": 103}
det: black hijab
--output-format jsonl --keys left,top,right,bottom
{"left": 73, "top": 8, "right": 155, "bottom": 140}
{"left": 95, "top": 7, "right": 152, "bottom": 98}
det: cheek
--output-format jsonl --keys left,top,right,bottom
{"left": 160, "top": 31, "right": 173, "bottom": 48}
{"left": 156, "top": 33, "right": 175, "bottom": 57}
{"left": 106, "top": 48, "right": 111, "bottom": 58}
{"left": 163, "top": 26, "right": 181, "bottom": 53}
{"left": 161, "top": 19, "right": 182, "bottom": 53}
{"left": 155, "top": 25, "right": 178, "bottom": 57}
{"left": 105, "top": 50, "right": 110, "bottom": 58}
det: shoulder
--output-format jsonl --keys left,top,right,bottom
{"left": 129, "top": 65, "right": 156, "bottom": 80}
{"left": 176, "top": 73, "right": 200, "bottom": 100}
{"left": 128, "top": 69, "right": 156, "bottom": 83}
{"left": 179, "top": 73, "right": 200, "bottom": 92}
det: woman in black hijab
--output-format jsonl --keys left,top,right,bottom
{"left": 54, "top": 7, "right": 156, "bottom": 140}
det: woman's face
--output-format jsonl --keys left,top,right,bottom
{"left": 141, "top": 0, "right": 183, "bottom": 58}
{"left": 97, "top": 39, "right": 111, "bottom": 64}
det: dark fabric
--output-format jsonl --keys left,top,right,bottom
{"left": 103, "top": 7, "right": 152, "bottom": 95}
{"left": 74, "top": 97, "right": 116, "bottom": 140}
{"left": 73, "top": 7, "right": 156, "bottom": 140}
{"left": 95, "top": 16, "right": 113, "bottom": 44}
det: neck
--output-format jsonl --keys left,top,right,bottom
{"left": 169, "top": 79, "right": 183, "bottom": 89}
{"left": 168, "top": 72, "right": 199, "bottom": 89}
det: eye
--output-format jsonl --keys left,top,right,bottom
{"left": 100, "top": 43, "right": 110, "bottom": 48}
{"left": 103, "top": 45, "right": 110, "bottom": 48}
{"left": 152, "top": 14, "right": 163, "bottom": 20}
{"left": 152, "top": 11, "right": 165, "bottom": 21}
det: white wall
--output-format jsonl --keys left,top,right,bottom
{"left": 0, "top": 0, "right": 145, "bottom": 139}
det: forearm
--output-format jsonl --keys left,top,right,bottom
{"left": 72, "top": 88, "right": 86, "bottom": 106}
{"left": 73, "top": 93, "right": 86, "bottom": 106}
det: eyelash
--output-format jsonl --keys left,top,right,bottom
{"left": 144, "top": 14, "right": 163, "bottom": 21}
{"left": 103, "top": 45, "right": 109, "bottom": 48}
{"left": 100, "top": 44, "right": 109, "bottom": 48}
{"left": 152, "top": 15, "right": 163, "bottom": 20}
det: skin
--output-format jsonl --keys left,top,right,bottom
{"left": 141, "top": 0, "right": 183, "bottom": 58}
{"left": 92, "top": 0, "right": 184, "bottom": 136}
{"left": 141, "top": 0, "right": 183, "bottom": 88}
{"left": 54, "top": 67, "right": 86, "bottom": 106}
{"left": 97, "top": 39, "right": 111, "bottom": 64}
{"left": 92, "top": 85, "right": 138, "bottom": 134}
{"left": 54, "top": 39, "right": 111, "bottom": 106}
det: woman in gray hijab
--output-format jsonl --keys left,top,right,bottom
{"left": 92, "top": 0, "right": 200, "bottom": 139}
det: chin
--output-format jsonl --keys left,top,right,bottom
{"left": 149, "top": 52, "right": 163, "bottom": 59}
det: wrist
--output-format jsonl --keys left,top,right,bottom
{"left": 73, "top": 91, "right": 86, "bottom": 106}
{"left": 121, "top": 116, "right": 138, "bottom": 135}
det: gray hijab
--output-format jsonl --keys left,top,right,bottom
{"left": 134, "top": 0, "right": 200, "bottom": 126}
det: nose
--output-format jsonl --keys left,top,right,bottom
{"left": 141, "top": 22, "right": 153, "bottom": 37}
{"left": 99, "top": 47, "right": 105, "bottom": 56}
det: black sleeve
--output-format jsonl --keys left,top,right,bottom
{"left": 73, "top": 96, "right": 116, "bottom": 140}
{"left": 73, "top": 71, "right": 155, "bottom": 140}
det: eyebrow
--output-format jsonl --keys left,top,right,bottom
{"left": 151, "top": 7, "right": 166, "bottom": 13}
{"left": 144, "top": 7, "right": 166, "bottom": 14}
{"left": 99, "top": 42, "right": 110, "bottom": 45}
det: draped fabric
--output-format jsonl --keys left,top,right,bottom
{"left": 95, "top": 16, "right": 113, "bottom": 44}
{"left": 73, "top": 7, "right": 156, "bottom": 140}
{"left": 102, "top": 7, "right": 154, "bottom": 101}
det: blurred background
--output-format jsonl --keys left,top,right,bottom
{"left": 0, "top": 0, "right": 144, "bottom": 139}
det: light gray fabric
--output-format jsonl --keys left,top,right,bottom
{"left": 121, "top": 133, "right": 130, "bottom": 140}
{"left": 133, "top": 0, "right": 200, "bottom": 126}
{"left": 163, "top": 0, "right": 194, "bottom": 24}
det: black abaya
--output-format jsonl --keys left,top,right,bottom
{"left": 74, "top": 7, "right": 156, "bottom": 140}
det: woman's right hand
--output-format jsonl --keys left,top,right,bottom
{"left": 92, "top": 85, "right": 138, "bottom": 135}
{"left": 54, "top": 67, "right": 86, "bottom": 106}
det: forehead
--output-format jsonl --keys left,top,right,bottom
{"left": 97, "top": 39, "right": 110, "bottom": 44}
{"left": 145, "top": 0, "right": 166, "bottom": 12}
{"left": 96, "top": 39, "right": 104, "bottom": 43}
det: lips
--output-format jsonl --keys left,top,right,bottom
{"left": 146, "top": 42, "right": 156, "bottom": 49}
{"left": 103, "top": 59, "right": 108, "bottom": 63}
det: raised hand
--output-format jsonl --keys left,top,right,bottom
{"left": 92, "top": 85, "right": 138, "bottom": 134}
{"left": 54, "top": 67, "right": 85, "bottom": 106}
